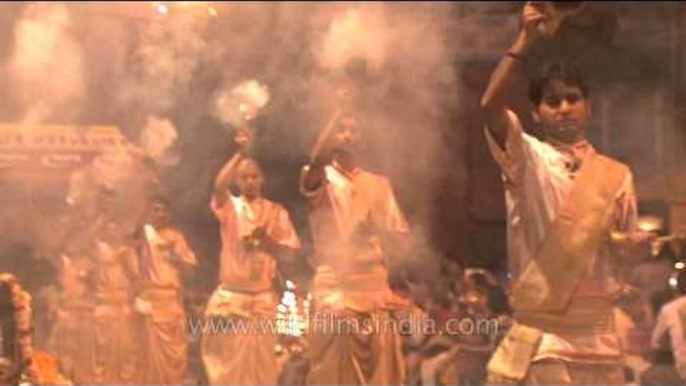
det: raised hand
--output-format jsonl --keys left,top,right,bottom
{"left": 234, "top": 127, "right": 253, "bottom": 155}
{"left": 523, "top": 1, "right": 562, "bottom": 41}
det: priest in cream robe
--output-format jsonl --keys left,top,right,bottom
{"left": 91, "top": 220, "right": 139, "bottom": 385}
{"left": 301, "top": 107, "right": 412, "bottom": 385}
{"left": 202, "top": 128, "right": 301, "bottom": 385}
{"left": 135, "top": 196, "right": 197, "bottom": 385}
{"left": 480, "top": 3, "right": 654, "bottom": 385}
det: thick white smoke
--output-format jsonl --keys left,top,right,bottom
{"left": 138, "top": 115, "right": 180, "bottom": 167}
{"left": 319, "top": 6, "right": 390, "bottom": 74}
{"left": 7, "top": 3, "right": 85, "bottom": 124}
{"left": 118, "top": 10, "right": 208, "bottom": 115}
{"left": 0, "top": 2, "right": 498, "bottom": 299}
{"left": 212, "top": 79, "right": 271, "bottom": 130}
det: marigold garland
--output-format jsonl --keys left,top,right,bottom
{"left": 1, "top": 273, "right": 71, "bottom": 385}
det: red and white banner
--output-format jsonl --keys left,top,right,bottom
{"left": 0, "top": 124, "right": 128, "bottom": 173}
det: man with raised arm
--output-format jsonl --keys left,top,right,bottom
{"left": 481, "top": 2, "right": 652, "bottom": 384}
{"left": 202, "top": 128, "right": 301, "bottom": 385}
{"left": 301, "top": 104, "right": 412, "bottom": 385}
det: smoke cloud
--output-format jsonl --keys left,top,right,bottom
{"left": 7, "top": 3, "right": 85, "bottom": 124}
{"left": 118, "top": 10, "right": 208, "bottom": 115}
{"left": 139, "top": 115, "right": 180, "bottom": 167}
{"left": 0, "top": 2, "right": 680, "bottom": 317}
{"left": 319, "top": 6, "right": 390, "bottom": 73}
{"left": 0, "top": 2, "right": 469, "bottom": 294}
{"left": 212, "top": 79, "right": 271, "bottom": 129}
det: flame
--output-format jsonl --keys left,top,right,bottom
{"left": 669, "top": 277, "right": 678, "bottom": 289}
{"left": 637, "top": 215, "right": 663, "bottom": 233}
{"left": 276, "top": 282, "right": 308, "bottom": 337}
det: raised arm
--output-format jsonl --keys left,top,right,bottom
{"left": 301, "top": 107, "right": 343, "bottom": 192}
{"left": 480, "top": 2, "right": 557, "bottom": 148}
{"left": 213, "top": 128, "right": 252, "bottom": 206}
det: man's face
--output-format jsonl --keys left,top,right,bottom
{"left": 332, "top": 117, "right": 362, "bottom": 154}
{"left": 149, "top": 201, "right": 170, "bottom": 228}
{"left": 533, "top": 80, "right": 591, "bottom": 143}
{"left": 236, "top": 161, "right": 263, "bottom": 199}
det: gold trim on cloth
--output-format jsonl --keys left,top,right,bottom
{"left": 515, "top": 295, "right": 614, "bottom": 335}
{"left": 204, "top": 287, "right": 276, "bottom": 318}
{"left": 512, "top": 151, "right": 628, "bottom": 312}
{"left": 487, "top": 322, "right": 543, "bottom": 381}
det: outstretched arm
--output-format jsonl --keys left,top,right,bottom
{"left": 480, "top": 1, "right": 557, "bottom": 148}
{"left": 301, "top": 108, "right": 343, "bottom": 192}
{"left": 213, "top": 128, "right": 252, "bottom": 206}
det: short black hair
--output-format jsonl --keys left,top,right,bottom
{"left": 528, "top": 62, "right": 589, "bottom": 105}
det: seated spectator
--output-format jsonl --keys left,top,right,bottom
{"left": 640, "top": 269, "right": 686, "bottom": 385}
